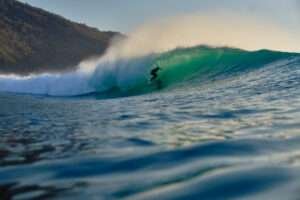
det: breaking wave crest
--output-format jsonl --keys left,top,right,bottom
{"left": 0, "top": 46, "right": 298, "bottom": 97}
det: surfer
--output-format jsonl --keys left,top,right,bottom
{"left": 150, "top": 65, "right": 161, "bottom": 82}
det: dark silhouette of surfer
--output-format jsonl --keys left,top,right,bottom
{"left": 150, "top": 65, "right": 162, "bottom": 89}
{"left": 150, "top": 65, "right": 161, "bottom": 82}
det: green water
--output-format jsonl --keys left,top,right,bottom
{"left": 126, "top": 46, "right": 297, "bottom": 94}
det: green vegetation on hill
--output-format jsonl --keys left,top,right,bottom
{"left": 0, "top": 0, "right": 121, "bottom": 75}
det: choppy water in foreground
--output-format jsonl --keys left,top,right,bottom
{"left": 1, "top": 57, "right": 300, "bottom": 199}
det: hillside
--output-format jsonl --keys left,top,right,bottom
{"left": 0, "top": 0, "right": 120, "bottom": 75}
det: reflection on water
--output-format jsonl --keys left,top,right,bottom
{"left": 0, "top": 59, "right": 300, "bottom": 199}
{"left": 1, "top": 139, "right": 300, "bottom": 199}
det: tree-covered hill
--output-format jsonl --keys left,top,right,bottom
{"left": 0, "top": 0, "right": 121, "bottom": 75}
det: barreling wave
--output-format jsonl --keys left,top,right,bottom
{"left": 0, "top": 45, "right": 298, "bottom": 97}
{"left": 91, "top": 46, "right": 297, "bottom": 96}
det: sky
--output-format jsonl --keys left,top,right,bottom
{"left": 20, "top": 0, "right": 300, "bottom": 34}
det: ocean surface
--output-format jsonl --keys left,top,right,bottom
{"left": 1, "top": 46, "right": 300, "bottom": 199}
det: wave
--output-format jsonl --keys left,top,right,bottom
{"left": 0, "top": 45, "right": 298, "bottom": 97}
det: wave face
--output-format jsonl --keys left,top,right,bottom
{"left": 146, "top": 46, "right": 298, "bottom": 90}
{"left": 0, "top": 46, "right": 298, "bottom": 97}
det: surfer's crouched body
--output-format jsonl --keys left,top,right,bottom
{"left": 150, "top": 66, "right": 160, "bottom": 82}
{"left": 150, "top": 66, "right": 162, "bottom": 89}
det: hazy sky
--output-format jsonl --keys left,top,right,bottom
{"left": 21, "top": 0, "right": 300, "bottom": 33}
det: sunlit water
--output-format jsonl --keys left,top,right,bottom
{"left": 1, "top": 58, "right": 300, "bottom": 199}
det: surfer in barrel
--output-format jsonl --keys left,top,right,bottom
{"left": 150, "top": 65, "right": 161, "bottom": 82}
{"left": 150, "top": 64, "right": 163, "bottom": 89}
